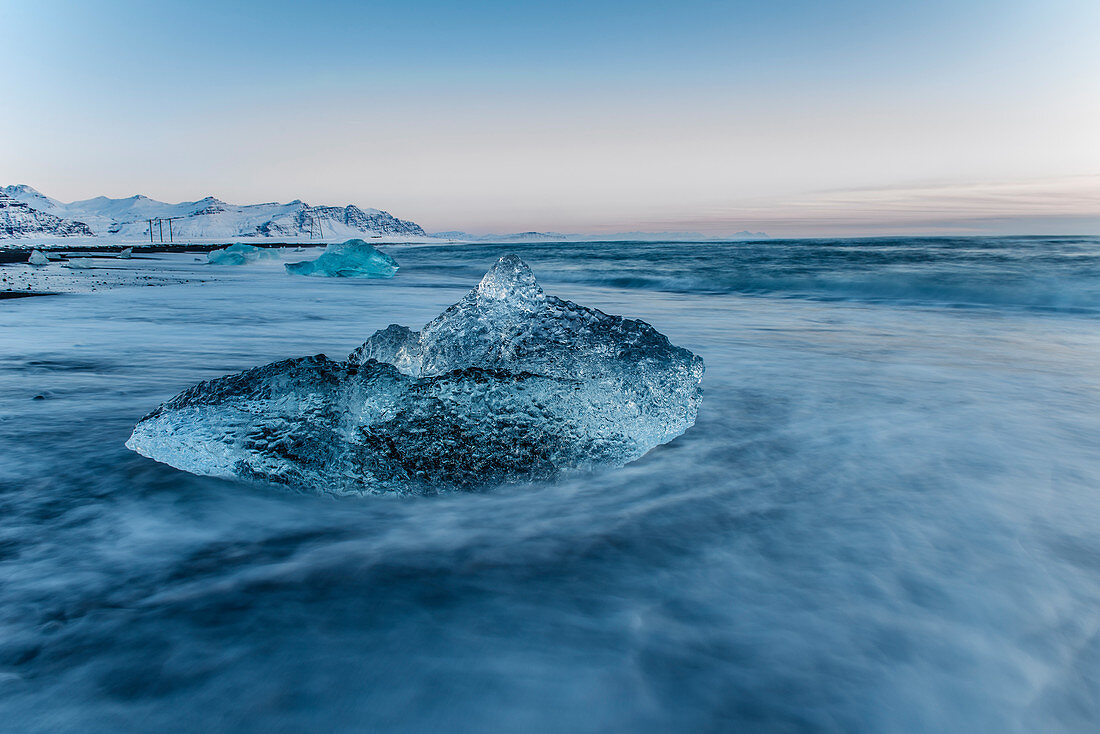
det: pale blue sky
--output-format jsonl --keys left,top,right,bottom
{"left": 3, "top": 0, "right": 1099, "bottom": 235}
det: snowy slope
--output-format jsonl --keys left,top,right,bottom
{"left": 0, "top": 191, "right": 94, "bottom": 238}
{"left": 0, "top": 185, "right": 427, "bottom": 242}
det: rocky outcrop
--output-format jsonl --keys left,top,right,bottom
{"left": 0, "top": 192, "right": 94, "bottom": 238}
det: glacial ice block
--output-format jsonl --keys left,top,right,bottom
{"left": 126, "top": 255, "right": 704, "bottom": 494}
{"left": 285, "top": 240, "right": 398, "bottom": 278}
{"left": 207, "top": 243, "right": 278, "bottom": 266}
{"left": 28, "top": 250, "right": 49, "bottom": 266}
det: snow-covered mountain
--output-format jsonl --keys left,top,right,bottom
{"left": 0, "top": 185, "right": 427, "bottom": 241}
{"left": 0, "top": 191, "right": 94, "bottom": 238}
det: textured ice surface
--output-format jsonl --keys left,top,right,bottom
{"left": 207, "top": 243, "right": 278, "bottom": 266}
{"left": 28, "top": 249, "right": 48, "bottom": 266}
{"left": 118, "top": 247, "right": 133, "bottom": 259}
{"left": 285, "top": 240, "right": 398, "bottom": 278}
{"left": 127, "top": 255, "right": 703, "bottom": 494}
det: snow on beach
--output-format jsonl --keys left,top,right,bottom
{"left": 0, "top": 245, "right": 321, "bottom": 297}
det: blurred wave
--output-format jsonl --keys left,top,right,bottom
{"left": 392, "top": 236, "right": 1100, "bottom": 313}
{"left": 2, "top": 240, "right": 1100, "bottom": 732}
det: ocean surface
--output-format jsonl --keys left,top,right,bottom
{"left": 2, "top": 237, "right": 1099, "bottom": 732}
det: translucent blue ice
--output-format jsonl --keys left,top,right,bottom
{"left": 207, "top": 243, "right": 279, "bottom": 266}
{"left": 127, "top": 255, "right": 704, "bottom": 493}
{"left": 284, "top": 240, "right": 398, "bottom": 278}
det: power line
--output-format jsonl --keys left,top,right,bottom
{"left": 146, "top": 217, "right": 183, "bottom": 243}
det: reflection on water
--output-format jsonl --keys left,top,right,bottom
{"left": 1, "top": 239, "right": 1099, "bottom": 732}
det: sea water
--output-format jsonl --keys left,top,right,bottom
{"left": 1, "top": 237, "right": 1099, "bottom": 732}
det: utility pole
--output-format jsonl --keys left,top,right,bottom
{"left": 161, "top": 217, "right": 180, "bottom": 243}
{"left": 148, "top": 219, "right": 154, "bottom": 244}
{"left": 306, "top": 214, "right": 325, "bottom": 240}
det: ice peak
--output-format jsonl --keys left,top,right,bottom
{"left": 476, "top": 254, "right": 544, "bottom": 303}
{"left": 129, "top": 255, "right": 704, "bottom": 493}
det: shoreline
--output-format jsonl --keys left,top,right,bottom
{"left": 1, "top": 241, "right": 437, "bottom": 298}
{"left": 0, "top": 248, "right": 266, "bottom": 297}
{"left": 0, "top": 241, "right": 327, "bottom": 265}
{"left": 0, "top": 290, "right": 57, "bottom": 299}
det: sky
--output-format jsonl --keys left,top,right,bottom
{"left": 2, "top": 0, "right": 1099, "bottom": 236}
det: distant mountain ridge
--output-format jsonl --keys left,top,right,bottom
{"left": 433, "top": 230, "right": 769, "bottom": 242}
{"left": 0, "top": 185, "right": 427, "bottom": 241}
{"left": 2, "top": 184, "right": 768, "bottom": 244}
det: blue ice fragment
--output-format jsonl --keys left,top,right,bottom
{"left": 207, "top": 243, "right": 279, "bottom": 266}
{"left": 285, "top": 240, "right": 398, "bottom": 278}
{"left": 126, "top": 255, "right": 703, "bottom": 494}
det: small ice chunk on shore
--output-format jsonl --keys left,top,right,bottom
{"left": 207, "top": 243, "right": 278, "bottom": 266}
{"left": 285, "top": 240, "right": 398, "bottom": 278}
{"left": 118, "top": 247, "right": 133, "bottom": 259}
{"left": 127, "top": 255, "right": 703, "bottom": 494}
{"left": 28, "top": 250, "right": 48, "bottom": 266}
